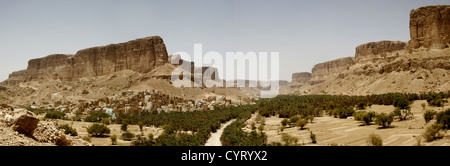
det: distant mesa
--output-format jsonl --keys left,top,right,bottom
{"left": 2, "top": 36, "right": 220, "bottom": 86}
{"left": 3, "top": 36, "right": 168, "bottom": 85}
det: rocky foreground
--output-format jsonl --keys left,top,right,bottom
{"left": 0, "top": 108, "right": 91, "bottom": 146}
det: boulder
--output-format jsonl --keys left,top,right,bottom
{"left": 11, "top": 111, "right": 39, "bottom": 137}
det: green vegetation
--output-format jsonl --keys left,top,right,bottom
{"left": 115, "top": 105, "right": 257, "bottom": 146}
{"left": 393, "top": 97, "right": 410, "bottom": 109}
{"left": 425, "top": 92, "right": 449, "bottom": 107}
{"left": 138, "top": 121, "right": 144, "bottom": 131}
{"left": 60, "top": 124, "right": 78, "bottom": 136}
{"left": 86, "top": 124, "right": 110, "bottom": 137}
{"left": 310, "top": 131, "right": 317, "bottom": 144}
{"left": 368, "top": 133, "right": 382, "bottom": 146}
{"left": 281, "top": 133, "right": 298, "bottom": 146}
{"left": 392, "top": 108, "right": 413, "bottom": 121}
{"left": 131, "top": 135, "right": 156, "bottom": 146}
{"left": 424, "top": 110, "right": 437, "bottom": 124}
{"left": 436, "top": 109, "right": 450, "bottom": 129}
{"left": 357, "top": 102, "right": 367, "bottom": 110}
{"left": 296, "top": 118, "right": 308, "bottom": 130}
{"left": 375, "top": 113, "right": 394, "bottom": 128}
{"left": 26, "top": 108, "right": 56, "bottom": 115}
{"left": 258, "top": 93, "right": 422, "bottom": 119}
{"left": 121, "top": 121, "right": 128, "bottom": 132}
{"left": 121, "top": 131, "right": 135, "bottom": 141}
{"left": 220, "top": 106, "right": 267, "bottom": 146}
{"left": 84, "top": 111, "right": 110, "bottom": 122}
{"left": 421, "top": 109, "right": 450, "bottom": 142}
{"left": 111, "top": 135, "right": 117, "bottom": 145}
{"left": 331, "top": 107, "right": 355, "bottom": 119}
{"left": 423, "top": 124, "right": 444, "bottom": 142}
{"left": 45, "top": 111, "right": 66, "bottom": 120}
{"left": 354, "top": 111, "right": 376, "bottom": 125}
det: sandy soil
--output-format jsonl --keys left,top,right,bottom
{"left": 57, "top": 120, "right": 164, "bottom": 146}
{"left": 205, "top": 119, "right": 236, "bottom": 146}
{"left": 262, "top": 100, "right": 450, "bottom": 146}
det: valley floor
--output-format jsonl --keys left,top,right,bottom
{"left": 261, "top": 100, "right": 450, "bottom": 146}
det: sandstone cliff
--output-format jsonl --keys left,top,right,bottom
{"left": 355, "top": 41, "right": 407, "bottom": 62}
{"left": 310, "top": 57, "right": 355, "bottom": 85}
{"left": 289, "top": 72, "right": 311, "bottom": 88}
{"left": 5, "top": 36, "right": 168, "bottom": 85}
{"left": 409, "top": 5, "right": 450, "bottom": 50}
{"left": 291, "top": 5, "right": 450, "bottom": 95}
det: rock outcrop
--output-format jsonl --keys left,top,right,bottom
{"left": 11, "top": 111, "right": 39, "bottom": 137}
{"left": 292, "top": 5, "right": 450, "bottom": 95}
{"left": 355, "top": 41, "right": 407, "bottom": 62}
{"left": 0, "top": 108, "right": 92, "bottom": 146}
{"left": 409, "top": 5, "right": 450, "bottom": 50}
{"left": 310, "top": 57, "right": 355, "bottom": 85}
{"left": 5, "top": 36, "right": 168, "bottom": 85}
{"left": 289, "top": 72, "right": 311, "bottom": 88}
{"left": 3, "top": 70, "right": 26, "bottom": 85}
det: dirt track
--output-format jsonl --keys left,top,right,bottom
{"left": 205, "top": 119, "right": 236, "bottom": 146}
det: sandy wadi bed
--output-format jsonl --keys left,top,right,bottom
{"left": 258, "top": 100, "right": 450, "bottom": 146}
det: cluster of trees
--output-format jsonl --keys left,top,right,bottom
{"left": 60, "top": 124, "right": 78, "bottom": 136}
{"left": 423, "top": 108, "right": 450, "bottom": 142}
{"left": 425, "top": 92, "right": 449, "bottom": 107}
{"left": 84, "top": 111, "right": 111, "bottom": 122}
{"left": 257, "top": 93, "right": 423, "bottom": 119}
{"left": 221, "top": 120, "right": 267, "bottom": 146}
{"left": 86, "top": 124, "right": 110, "bottom": 137}
{"left": 280, "top": 115, "right": 312, "bottom": 130}
{"left": 112, "top": 105, "right": 257, "bottom": 146}
{"left": 220, "top": 106, "right": 268, "bottom": 146}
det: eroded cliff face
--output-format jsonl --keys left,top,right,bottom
{"left": 5, "top": 36, "right": 168, "bottom": 85}
{"left": 292, "top": 72, "right": 311, "bottom": 85}
{"left": 73, "top": 36, "right": 168, "bottom": 79}
{"left": 355, "top": 41, "right": 407, "bottom": 62}
{"left": 409, "top": 5, "right": 450, "bottom": 50}
{"left": 310, "top": 57, "right": 355, "bottom": 85}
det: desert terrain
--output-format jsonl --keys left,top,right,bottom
{"left": 0, "top": 5, "right": 449, "bottom": 147}
{"left": 247, "top": 100, "right": 450, "bottom": 146}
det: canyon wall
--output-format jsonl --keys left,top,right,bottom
{"left": 5, "top": 36, "right": 169, "bottom": 85}
{"left": 355, "top": 41, "right": 407, "bottom": 62}
{"left": 311, "top": 57, "right": 355, "bottom": 79}
{"left": 409, "top": 5, "right": 450, "bottom": 50}
{"left": 292, "top": 72, "right": 311, "bottom": 85}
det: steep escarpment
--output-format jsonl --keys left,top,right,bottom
{"left": 73, "top": 36, "right": 168, "bottom": 79}
{"left": 289, "top": 72, "right": 311, "bottom": 88}
{"left": 409, "top": 5, "right": 450, "bottom": 50}
{"left": 3, "top": 36, "right": 168, "bottom": 85}
{"left": 310, "top": 57, "right": 355, "bottom": 85}
{"left": 291, "top": 5, "right": 450, "bottom": 95}
{"left": 355, "top": 41, "right": 407, "bottom": 62}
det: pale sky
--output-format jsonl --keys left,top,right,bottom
{"left": 1, "top": 0, "right": 449, "bottom": 82}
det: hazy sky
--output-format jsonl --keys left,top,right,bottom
{"left": 1, "top": 0, "right": 449, "bottom": 82}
